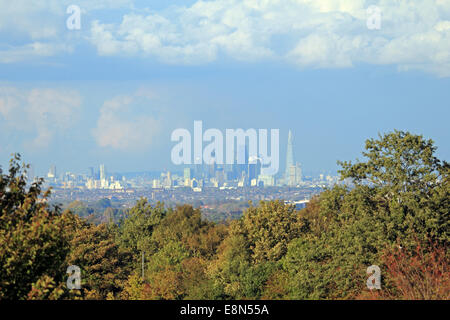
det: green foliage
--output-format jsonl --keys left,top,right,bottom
{"left": 66, "top": 200, "right": 94, "bottom": 218}
{"left": 280, "top": 131, "right": 450, "bottom": 299}
{"left": 1, "top": 130, "right": 448, "bottom": 300}
{"left": 65, "top": 221, "right": 133, "bottom": 299}
{"left": 152, "top": 204, "right": 226, "bottom": 258}
{"left": 207, "top": 200, "right": 303, "bottom": 299}
{"left": 237, "top": 200, "right": 305, "bottom": 263}
{"left": 338, "top": 130, "right": 449, "bottom": 243}
{"left": 139, "top": 205, "right": 227, "bottom": 300}
{"left": 116, "top": 199, "right": 166, "bottom": 257}
{"left": 0, "top": 154, "right": 70, "bottom": 299}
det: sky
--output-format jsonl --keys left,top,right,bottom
{"left": 0, "top": 0, "right": 449, "bottom": 177}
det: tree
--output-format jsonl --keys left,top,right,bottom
{"left": 358, "top": 239, "right": 449, "bottom": 300}
{"left": 339, "top": 130, "right": 446, "bottom": 192}
{"left": 151, "top": 205, "right": 226, "bottom": 258}
{"left": 339, "top": 130, "right": 449, "bottom": 243}
{"left": 281, "top": 131, "right": 449, "bottom": 299}
{"left": 65, "top": 221, "right": 133, "bottom": 299}
{"left": 116, "top": 199, "right": 166, "bottom": 258}
{"left": 207, "top": 232, "right": 252, "bottom": 299}
{"left": 0, "top": 154, "right": 70, "bottom": 299}
{"left": 237, "top": 200, "right": 304, "bottom": 263}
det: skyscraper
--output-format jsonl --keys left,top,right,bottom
{"left": 184, "top": 167, "right": 192, "bottom": 186}
{"left": 48, "top": 165, "right": 56, "bottom": 179}
{"left": 88, "top": 167, "right": 94, "bottom": 179}
{"left": 100, "top": 164, "right": 106, "bottom": 181}
{"left": 184, "top": 167, "right": 192, "bottom": 180}
{"left": 287, "top": 163, "right": 302, "bottom": 186}
{"left": 285, "top": 130, "right": 294, "bottom": 182}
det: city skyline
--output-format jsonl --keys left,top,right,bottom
{"left": 34, "top": 129, "right": 321, "bottom": 190}
{"left": 25, "top": 127, "right": 350, "bottom": 196}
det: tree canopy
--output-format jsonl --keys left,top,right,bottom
{"left": 1, "top": 131, "right": 448, "bottom": 300}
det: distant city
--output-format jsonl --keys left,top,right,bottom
{"left": 25, "top": 131, "right": 349, "bottom": 209}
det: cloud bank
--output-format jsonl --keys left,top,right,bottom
{"left": 92, "top": 90, "right": 161, "bottom": 151}
{"left": 0, "top": 0, "right": 449, "bottom": 76}
{"left": 88, "top": 0, "right": 450, "bottom": 76}
{"left": 0, "top": 87, "right": 82, "bottom": 147}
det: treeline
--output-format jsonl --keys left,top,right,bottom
{"left": 0, "top": 131, "right": 449, "bottom": 300}
{"left": 63, "top": 198, "right": 126, "bottom": 224}
{"left": 63, "top": 198, "right": 250, "bottom": 225}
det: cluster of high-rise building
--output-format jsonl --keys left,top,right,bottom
{"left": 175, "top": 129, "right": 303, "bottom": 189}
{"left": 41, "top": 130, "right": 342, "bottom": 191}
{"left": 45, "top": 163, "right": 125, "bottom": 190}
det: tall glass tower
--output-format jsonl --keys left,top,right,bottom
{"left": 100, "top": 164, "right": 106, "bottom": 181}
{"left": 285, "top": 130, "right": 294, "bottom": 182}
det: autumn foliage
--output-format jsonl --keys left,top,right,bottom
{"left": 1, "top": 131, "right": 449, "bottom": 300}
{"left": 359, "top": 240, "right": 449, "bottom": 300}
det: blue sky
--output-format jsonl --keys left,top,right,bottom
{"left": 0, "top": 0, "right": 449, "bottom": 176}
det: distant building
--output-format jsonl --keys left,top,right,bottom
{"left": 163, "top": 171, "right": 172, "bottom": 188}
{"left": 258, "top": 174, "right": 275, "bottom": 187}
{"left": 285, "top": 130, "right": 302, "bottom": 186}
{"left": 248, "top": 158, "right": 261, "bottom": 181}
{"left": 184, "top": 167, "right": 192, "bottom": 186}
{"left": 287, "top": 163, "right": 302, "bottom": 187}
{"left": 109, "top": 180, "right": 123, "bottom": 190}
{"left": 100, "top": 164, "right": 106, "bottom": 181}
{"left": 208, "top": 161, "right": 216, "bottom": 179}
{"left": 285, "top": 130, "right": 294, "bottom": 182}
{"left": 47, "top": 165, "right": 56, "bottom": 179}
{"left": 152, "top": 179, "right": 161, "bottom": 188}
{"left": 88, "top": 167, "right": 94, "bottom": 179}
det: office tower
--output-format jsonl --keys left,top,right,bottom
{"left": 184, "top": 167, "right": 192, "bottom": 186}
{"left": 285, "top": 130, "right": 294, "bottom": 182}
{"left": 47, "top": 165, "right": 56, "bottom": 179}
{"left": 152, "top": 179, "right": 161, "bottom": 188}
{"left": 184, "top": 167, "right": 192, "bottom": 180}
{"left": 248, "top": 158, "right": 261, "bottom": 181}
{"left": 208, "top": 161, "right": 216, "bottom": 179}
{"left": 258, "top": 174, "right": 275, "bottom": 187}
{"left": 215, "top": 167, "right": 224, "bottom": 185}
{"left": 88, "top": 167, "right": 94, "bottom": 178}
{"left": 236, "top": 144, "right": 249, "bottom": 178}
{"left": 287, "top": 163, "right": 302, "bottom": 187}
{"left": 100, "top": 164, "right": 106, "bottom": 181}
{"left": 166, "top": 171, "right": 172, "bottom": 187}
{"left": 296, "top": 163, "right": 302, "bottom": 184}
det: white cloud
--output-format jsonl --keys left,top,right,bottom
{"left": 1, "top": 0, "right": 450, "bottom": 76}
{"left": 0, "top": 0, "right": 132, "bottom": 63}
{"left": 86, "top": 0, "right": 450, "bottom": 76}
{"left": 287, "top": 33, "right": 356, "bottom": 68}
{"left": 92, "top": 91, "right": 161, "bottom": 150}
{"left": 0, "top": 87, "right": 82, "bottom": 147}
